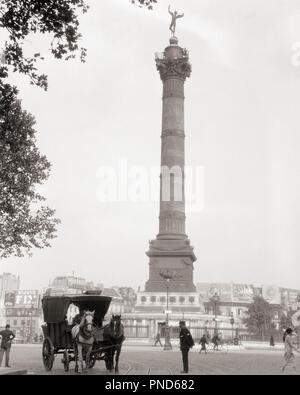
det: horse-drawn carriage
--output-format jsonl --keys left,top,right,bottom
{"left": 41, "top": 292, "right": 124, "bottom": 373}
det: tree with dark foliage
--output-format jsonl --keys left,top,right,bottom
{"left": 0, "top": 0, "right": 157, "bottom": 258}
{"left": 0, "top": 0, "right": 90, "bottom": 258}
{"left": 0, "top": 1, "right": 158, "bottom": 89}
{"left": 0, "top": 76, "right": 60, "bottom": 258}
{"left": 279, "top": 308, "right": 293, "bottom": 332}
{"left": 0, "top": 0, "right": 89, "bottom": 90}
{"left": 243, "top": 296, "right": 275, "bottom": 341}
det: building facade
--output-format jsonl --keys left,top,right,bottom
{"left": 196, "top": 282, "right": 300, "bottom": 334}
{"left": 43, "top": 276, "right": 133, "bottom": 323}
{"left": 0, "top": 272, "right": 20, "bottom": 299}
{"left": 4, "top": 290, "right": 42, "bottom": 342}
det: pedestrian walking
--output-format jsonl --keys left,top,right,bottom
{"left": 212, "top": 333, "right": 220, "bottom": 351}
{"left": 199, "top": 334, "right": 208, "bottom": 354}
{"left": 282, "top": 328, "right": 299, "bottom": 373}
{"left": 0, "top": 324, "right": 15, "bottom": 368}
{"left": 179, "top": 321, "right": 194, "bottom": 374}
{"left": 153, "top": 332, "right": 162, "bottom": 347}
{"left": 270, "top": 335, "right": 275, "bottom": 348}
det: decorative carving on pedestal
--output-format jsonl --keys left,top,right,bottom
{"left": 181, "top": 258, "right": 191, "bottom": 266}
{"left": 159, "top": 269, "right": 183, "bottom": 280}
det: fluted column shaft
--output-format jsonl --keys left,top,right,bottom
{"left": 155, "top": 42, "right": 191, "bottom": 239}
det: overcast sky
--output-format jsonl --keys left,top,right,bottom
{"left": 1, "top": 0, "right": 300, "bottom": 291}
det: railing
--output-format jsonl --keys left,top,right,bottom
{"left": 119, "top": 324, "right": 284, "bottom": 343}
{"left": 159, "top": 326, "right": 247, "bottom": 341}
{"left": 124, "top": 325, "right": 149, "bottom": 338}
{"left": 155, "top": 49, "right": 189, "bottom": 61}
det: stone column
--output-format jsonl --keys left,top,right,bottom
{"left": 145, "top": 36, "right": 196, "bottom": 293}
{"left": 156, "top": 36, "right": 191, "bottom": 240}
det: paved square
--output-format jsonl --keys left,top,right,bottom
{"left": 4, "top": 344, "right": 300, "bottom": 375}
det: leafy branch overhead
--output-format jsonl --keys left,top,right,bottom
{"left": 0, "top": 78, "right": 60, "bottom": 258}
{"left": 0, "top": 1, "right": 158, "bottom": 89}
{"left": 131, "top": 0, "right": 157, "bottom": 10}
{"left": 0, "top": 0, "right": 156, "bottom": 258}
{"left": 0, "top": 0, "right": 89, "bottom": 90}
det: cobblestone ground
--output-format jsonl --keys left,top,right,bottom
{"left": 6, "top": 344, "right": 300, "bottom": 375}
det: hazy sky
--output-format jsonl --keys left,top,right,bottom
{"left": 1, "top": 0, "right": 300, "bottom": 291}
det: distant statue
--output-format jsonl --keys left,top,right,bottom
{"left": 168, "top": 5, "right": 184, "bottom": 35}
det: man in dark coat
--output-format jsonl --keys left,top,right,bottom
{"left": 179, "top": 321, "right": 194, "bottom": 373}
{"left": 0, "top": 324, "right": 15, "bottom": 367}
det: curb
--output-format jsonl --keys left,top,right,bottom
{"left": 0, "top": 368, "right": 28, "bottom": 375}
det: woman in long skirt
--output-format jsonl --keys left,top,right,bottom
{"left": 282, "top": 328, "right": 298, "bottom": 372}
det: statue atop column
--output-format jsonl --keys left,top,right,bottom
{"left": 168, "top": 5, "right": 184, "bottom": 35}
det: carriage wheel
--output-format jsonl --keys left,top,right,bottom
{"left": 86, "top": 349, "right": 96, "bottom": 369}
{"left": 42, "top": 337, "right": 55, "bottom": 371}
{"left": 62, "top": 350, "right": 70, "bottom": 372}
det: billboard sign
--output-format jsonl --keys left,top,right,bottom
{"left": 197, "top": 283, "right": 232, "bottom": 302}
{"left": 5, "top": 290, "right": 40, "bottom": 308}
{"left": 5, "top": 307, "right": 40, "bottom": 317}
{"left": 232, "top": 284, "right": 254, "bottom": 303}
{"left": 262, "top": 285, "right": 281, "bottom": 305}
{"left": 4, "top": 291, "right": 16, "bottom": 307}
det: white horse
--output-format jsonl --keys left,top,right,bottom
{"left": 71, "top": 310, "right": 95, "bottom": 373}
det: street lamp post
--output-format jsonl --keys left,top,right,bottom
{"left": 235, "top": 318, "right": 240, "bottom": 343}
{"left": 230, "top": 317, "right": 235, "bottom": 342}
{"left": 205, "top": 320, "right": 209, "bottom": 332}
{"left": 29, "top": 305, "right": 33, "bottom": 343}
{"left": 159, "top": 270, "right": 175, "bottom": 351}
{"left": 214, "top": 317, "right": 218, "bottom": 334}
{"left": 210, "top": 294, "right": 220, "bottom": 335}
{"left": 164, "top": 279, "right": 172, "bottom": 350}
{"left": 22, "top": 321, "right": 25, "bottom": 343}
{"left": 204, "top": 320, "right": 209, "bottom": 338}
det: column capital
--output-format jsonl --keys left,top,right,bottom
{"left": 155, "top": 57, "right": 191, "bottom": 81}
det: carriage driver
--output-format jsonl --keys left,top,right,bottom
{"left": 72, "top": 311, "right": 93, "bottom": 329}
{"left": 72, "top": 312, "right": 83, "bottom": 326}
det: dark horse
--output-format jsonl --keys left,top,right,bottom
{"left": 103, "top": 315, "right": 125, "bottom": 373}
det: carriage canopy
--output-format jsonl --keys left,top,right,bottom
{"left": 42, "top": 293, "right": 112, "bottom": 324}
